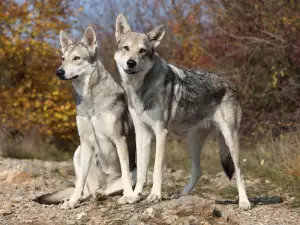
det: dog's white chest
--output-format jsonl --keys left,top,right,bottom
{"left": 76, "top": 114, "right": 117, "bottom": 147}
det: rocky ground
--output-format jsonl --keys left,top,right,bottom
{"left": 0, "top": 156, "right": 299, "bottom": 225}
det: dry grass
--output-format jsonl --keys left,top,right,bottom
{"left": 243, "top": 131, "right": 300, "bottom": 206}
{"left": 163, "top": 133, "right": 223, "bottom": 174}
{"left": 162, "top": 131, "right": 300, "bottom": 207}
{"left": 0, "top": 128, "right": 73, "bottom": 161}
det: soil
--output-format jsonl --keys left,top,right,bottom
{"left": 0, "top": 157, "right": 299, "bottom": 225}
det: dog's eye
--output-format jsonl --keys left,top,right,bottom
{"left": 123, "top": 46, "right": 129, "bottom": 51}
{"left": 139, "top": 48, "right": 146, "bottom": 54}
{"left": 62, "top": 57, "right": 65, "bottom": 61}
{"left": 73, "top": 56, "right": 81, "bottom": 61}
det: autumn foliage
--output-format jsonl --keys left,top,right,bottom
{"left": 201, "top": 0, "right": 300, "bottom": 141}
{"left": 0, "top": 0, "right": 77, "bottom": 140}
{"left": 1, "top": 0, "right": 299, "bottom": 148}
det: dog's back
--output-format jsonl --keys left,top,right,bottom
{"left": 167, "top": 64, "right": 240, "bottom": 129}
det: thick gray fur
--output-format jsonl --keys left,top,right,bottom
{"left": 34, "top": 26, "right": 136, "bottom": 209}
{"left": 114, "top": 13, "right": 251, "bottom": 210}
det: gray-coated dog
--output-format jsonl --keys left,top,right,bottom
{"left": 114, "top": 14, "right": 251, "bottom": 210}
{"left": 34, "top": 26, "right": 136, "bottom": 209}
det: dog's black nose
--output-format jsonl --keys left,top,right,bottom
{"left": 56, "top": 69, "right": 65, "bottom": 76}
{"left": 56, "top": 69, "right": 65, "bottom": 79}
{"left": 127, "top": 60, "right": 136, "bottom": 69}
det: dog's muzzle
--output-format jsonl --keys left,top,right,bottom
{"left": 124, "top": 69, "right": 138, "bottom": 75}
{"left": 56, "top": 69, "right": 66, "bottom": 80}
{"left": 124, "top": 59, "right": 139, "bottom": 75}
{"left": 55, "top": 69, "right": 78, "bottom": 80}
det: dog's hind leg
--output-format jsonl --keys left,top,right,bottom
{"left": 175, "top": 129, "right": 211, "bottom": 198}
{"left": 214, "top": 105, "right": 251, "bottom": 210}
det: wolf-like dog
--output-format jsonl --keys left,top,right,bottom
{"left": 114, "top": 14, "right": 251, "bottom": 210}
{"left": 34, "top": 26, "right": 136, "bottom": 209}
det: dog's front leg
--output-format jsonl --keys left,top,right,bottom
{"left": 124, "top": 108, "right": 153, "bottom": 204}
{"left": 61, "top": 141, "right": 93, "bottom": 209}
{"left": 147, "top": 122, "right": 168, "bottom": 202}
{"left": 114, "top": 136, "right": 135, "bottom": 204}
{"left": 133, "top": 125, "right": 153, "bottom": 200}
{"left": 73, "top": 146, "right": 92, "bottom": 200}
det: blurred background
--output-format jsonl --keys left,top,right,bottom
{"left": 0, "top": 0, "right": 299, "bottom": 199}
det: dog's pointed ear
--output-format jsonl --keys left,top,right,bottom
{"left": 81, "top": 26, "right": 97, "bottom": 55}
{"left": 146, "top": 24, "right": 166, "bottom": 48}
{"left": 115, "top": 13, "right": 131, "bottom": 42}
{"left": 60, "top": 30, "right": 73, "bottom": 53}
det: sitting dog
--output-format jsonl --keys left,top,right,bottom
{"left": 34, "top": 26, "right": 136, "bottom": 209}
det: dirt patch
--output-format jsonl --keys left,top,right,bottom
{"left": 0, "top": 157, "right": 299, "bottom": 225}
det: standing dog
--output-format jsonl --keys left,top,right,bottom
{"left": 114, "top": 14, "right": 251, "bottom": 210}
{"left": 35, "top": 26, "right": 136, "bottom": 209}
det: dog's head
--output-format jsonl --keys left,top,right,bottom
{"left": 56, "top": 26, "right": 97, "bottom": 80}
{"left": 114, "top": 14, "right": 166, "bottom": 82}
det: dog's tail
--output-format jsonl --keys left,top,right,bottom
{"left": 33, "top": 187, "right": 74, "bottom": 204}
{"left": 218, "top": 131, "right": 235, "bottom": 180}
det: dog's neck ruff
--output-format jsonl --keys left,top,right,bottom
{"left": 74, "top": 58, "right": 124, "bottom": 118}
{"left": 73, "top": 60, "right": 104, "bottom": 117}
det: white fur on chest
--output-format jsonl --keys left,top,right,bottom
{"left": 77, "top": 112, "right": 117, "bottom": 135}
{"left": 91, "top": 113, "right": 119, "bottom": 137}
{"left": 72, "top": 74, "right": 90, "bottom": 97}
{"left": 76, "top": 113, "right": 120, "bottom": 175}
{"left": 128, "top": 89, "right": 165, "bottom": 130}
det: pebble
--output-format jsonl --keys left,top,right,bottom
{"left": 76, "top": 211, "right": 87, "bottom": 220}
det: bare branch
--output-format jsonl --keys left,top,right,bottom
{"left": 214, "top": 24, "right": 285, "bottom": 46}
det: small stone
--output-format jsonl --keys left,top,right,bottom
{"left": 143, "top": 207, "right": 155, "bottom": 217}
{"left": 164, "top": 215, "right": 178, "bottom": 224}
{"left": 100, "top": 207, "right": 108, "bottom": 213}
{"left": 76, "top": 211, "right": 87, "bottom": 220}
{"left": 200, "top": 222, "right": 210, "bottom": 225}
{"left": 0, "top": 207, "right": 14, "bottom": 216}
{"left": 6, "top": 171, "right": 30, "bottom": 183}
{"left": 59, "top": 165, "right": 74, "bottom": 176}
{"left": 282, "top": 193, "right": 295, "bottom": 204}
{"left": 66, "top": 219, "right": 76, "bottom": 225}
{"left": 11, "top": 196, "right": 23, "bottom": 203}
{"left": 241, "top": 211, "right": 252, "bottom": 216}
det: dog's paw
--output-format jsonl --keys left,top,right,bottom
{"left": 62, "top": 196, "right": 70, "bottom": 202}
{"left": 118, "top": 194, "right": 141, "bottom": 204}
{"left": 239, "top": 199, "right": 251, "bottom": 210}
{"left": 95, "top": 189, "right": 105, "bottom": 197}
{"left": 146, "top": 192, "right": 161, "bottom": 203}
{"left": 170, "top": 193, "right": 181, "bottom": 200}
{"left": 117, "top": 195, "right": 128, "bottom": 204}
{"left": 61, "top": 200, "right": 77, "bottom": 209}
{"left": 81, "top": 193, "right": 91, "bottom": 201}
{"left": 93, "top": 189, "right": 106, "bottom": 201}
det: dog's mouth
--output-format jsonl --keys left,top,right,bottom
{"left": 69, "top": 75, "right": 79, "bottom": 80}
{"left": 124, "top": 69, "right": 139, "bottom": 75}
{"left": 58, "top": 75, "right": 79, "bottom": 81}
